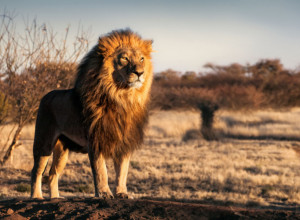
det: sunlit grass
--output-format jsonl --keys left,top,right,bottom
{"left": 0, "top": 109, "right": 300, "bottom": 208}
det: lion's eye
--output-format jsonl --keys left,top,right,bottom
{"left": 140, "top": 57, "right": 144, "bottom": 63}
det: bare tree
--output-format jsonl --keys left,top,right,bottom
{"left": 0, "top": 11, "right": 90, "bottom": 166}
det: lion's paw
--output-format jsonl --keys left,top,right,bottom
{"left": 97, "top": 191, "right": 114, "bottom": 199}
{"left": 115, "top": 193, "right": 133, "bottom": 199}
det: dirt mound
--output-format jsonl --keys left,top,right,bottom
{"left": 0, "top": 198, "right": 298, "bottom": 219}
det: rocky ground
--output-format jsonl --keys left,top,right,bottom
{"left": 0, "top": 197, "right": 299, "bottom": 219}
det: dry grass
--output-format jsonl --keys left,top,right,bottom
{"left": 215, "top": 107, "right": 300, "bottom": 140}
{"left": 146, "top": 110, "right": 200, "bottom": 138}
{"left": 0, "top": 109, "right": 300, "bottom": 209}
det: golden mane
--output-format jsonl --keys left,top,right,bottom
{"left": 98, "top": 29, "right": 153, "bottom": 58}
{"left": 74, "top": 29, "right": 153, "bottom": 159}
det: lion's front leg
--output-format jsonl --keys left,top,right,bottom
{"left": 88, "top": 149, "right": 113, "bottom": 199}
{"left": 114, "top": 153, "right": 132, "bottom": 199}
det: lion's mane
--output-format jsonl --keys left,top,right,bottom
{"left": 74, "top": 29, "right": 153, "bottom": 159}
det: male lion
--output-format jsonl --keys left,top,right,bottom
{"left": 31, "top": 29, "right": 153, "bottom": 199}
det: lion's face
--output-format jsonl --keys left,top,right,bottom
{"left": 112, "top": 48, "right": 147, "bottom": 89}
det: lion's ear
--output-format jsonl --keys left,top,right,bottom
{"left": 143, "top": 40, "right": 153, "bottom": 55}
{"left": 145, "top": 40, "right": 153, "bottom": 45}
{"left": 145, "top": 40, "right": 153, "bottom": 48}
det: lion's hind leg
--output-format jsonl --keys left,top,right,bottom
{"left": 49, "top": 139, "right": 69, "bottom": 199}
{"left": 31, "top": 93, "right": 59, "bottom": 199}
{"left": 31, "top": 155, "right": 50, "bottom": 199}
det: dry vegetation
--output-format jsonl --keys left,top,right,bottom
{"left": 151, "top": 60, "right": 300, "bottom": 111}
{"left": 1, "top": 109, "right": 299, "bottom": 209}
{"left": 0, "top": 12, "right": 89, "bottom": 165}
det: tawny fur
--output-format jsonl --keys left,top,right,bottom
{"left": 31, "top": 29, "right": 153, "bottom": 199}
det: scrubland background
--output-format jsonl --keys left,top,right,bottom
{"left": 0, "top": 15, "right": 300, "bottom": 209}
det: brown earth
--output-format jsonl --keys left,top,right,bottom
{"left": 0, "top": 198, "right": 299, "bottom": 220}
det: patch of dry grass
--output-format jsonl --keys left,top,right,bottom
{"left": 146, "top": 110, "right": 200, "bottom": 138}
{"left": 215, "top": 108, "right": 300, "bottom": 140}
{"left": 0, "top": 109, "right": 300, "bottom": 208}
{"left": 130, "top": 138, "right": 300, "bottom": 207}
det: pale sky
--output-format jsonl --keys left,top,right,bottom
{"left": 1, "top": 0, "right": 300, "bottom": 73}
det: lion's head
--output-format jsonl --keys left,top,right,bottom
{"left": 75, "top": 29, "right": 153, "bottom": 106}
{"left": 112, "top": 48, "right": 146, "bottom": 89}
{"left": 105, "top": 41, "right": 151, "bottom": 90}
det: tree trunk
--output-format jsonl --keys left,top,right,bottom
{"left": 0, "top": 125, "right": 23, "bottom": 166}
{"left": 199, "top": 104, "right": 219, "bottom": 140}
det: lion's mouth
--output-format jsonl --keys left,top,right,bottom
{"left": 128, "top": 75, "right": 144, "bottom": 89}
{"left": 128, "top": 80, "right": 143, "bottom": 89}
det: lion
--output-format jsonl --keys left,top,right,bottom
{"left": 31, "top": 29, "right": 153, "bottom": 199}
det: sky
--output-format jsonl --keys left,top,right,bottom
{"left": 1, "top": 0, "right": 300, "bottom": 73}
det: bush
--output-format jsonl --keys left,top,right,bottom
{"left": 152, "top": 59, "right": 300, "bottom": 110}
{"left": 151, "top": 86, "right": 217, "bottom": 110}
{"left": 75, "top": 184, "right": 94, "bottom": 193}
{"left": 15, "top": 183, "right": 31, "bottom": 193}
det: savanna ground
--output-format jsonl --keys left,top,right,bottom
{"left": 0, "top": 109, "right": 300, "bottom": 219}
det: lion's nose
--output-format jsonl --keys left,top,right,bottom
{"left": 133, "top": 70, "right": 144, "bottom": 77}
{"left": 131, "top": 65, "right": 144, "bottom": 77}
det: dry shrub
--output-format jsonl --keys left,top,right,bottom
{"left": 0, "top": 12, "right": 89, "bottom": 166}
{"left": 15, "top": 183, "right": 31, "bottom": 193}
{"left": 151, "top": 62, "right": 300, "bottom": 141}
{"left": 75, "top": 184, "right": 94, "bottom": 193}
{"left": 262, "top": 74, "right": 300, "bottom": 107}
{"left": 197, "top": 73, "right": 249, "bottom": 88}
{"left": 214, "top": 85, "right": 265, "bottom": 110}
{"left": 151, "top": 86, "right": 217, "bottom": 110}
{"left": 152, "top": 59, "right": 300, "bottom": 111}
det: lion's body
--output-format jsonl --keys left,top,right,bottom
{"left": 31, "top": 29, "right": 153, "bottom": 199}
{"left": 34, "top": 89, "right": 88, "bottom": 153}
